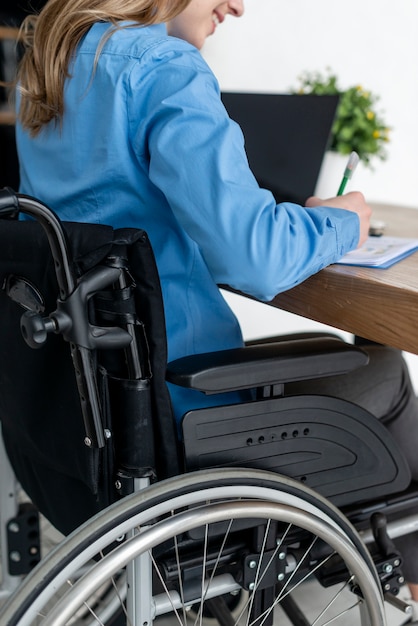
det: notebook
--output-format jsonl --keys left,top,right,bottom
{"left": 221, "top": 92, "right": 339, "bottom": 206}
{"left": 336, "top": 236, "right": 418, "bottom": 269}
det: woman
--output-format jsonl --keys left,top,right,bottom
{"left": 15, "top": 0, "right": 370, "bottom": 412}
{"left": 14, "top": 0, "right": 418, "bottom": 608}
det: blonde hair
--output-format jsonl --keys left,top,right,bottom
{"left": 16, "top": 0, "right": 191, "bottom": 136}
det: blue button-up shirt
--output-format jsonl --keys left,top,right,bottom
{"left": 16, "top": 22, "right": 359, "bottom": 422}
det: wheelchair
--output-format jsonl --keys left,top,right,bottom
{"left": 0, "top": 188, "right": 418, "bottom": 626}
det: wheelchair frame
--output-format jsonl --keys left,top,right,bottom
{"left": 1, "top": 189, "right": 418, "bottom": 626}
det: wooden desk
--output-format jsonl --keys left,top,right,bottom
{"left": 0, "top": 26, "right": 20, "bottom": 126}
{"left": 270, "top": 204, "right": 418, "bottom": 354}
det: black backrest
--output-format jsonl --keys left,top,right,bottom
{"left": 0, "top": 124, "right": 19, "bottom": 189}
{"left": 0, "top": 192, "right": 179, "bottom": 534}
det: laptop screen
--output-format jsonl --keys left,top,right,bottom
{"left": 221, "top": 93, "right": 339, "bottom": 206}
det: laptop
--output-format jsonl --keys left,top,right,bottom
{"left": 221, "top": 92, "right": 339, "bottom": 206}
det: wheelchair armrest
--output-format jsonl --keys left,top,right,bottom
{"left": 245, "top": 331, "right": 343, "bottom": 345}
{"left": 166, "top": 337, "right": 368, "bottom": 394}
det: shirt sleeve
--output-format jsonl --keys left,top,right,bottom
{"left": 128, "top": 40, "right": 360, "bottom": 302}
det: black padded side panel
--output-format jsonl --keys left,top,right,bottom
{"left": 182, "top": 395, "right": 411, "bottom": 507}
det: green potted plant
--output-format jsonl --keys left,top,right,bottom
{"left": 294, "top": 69, "right": 390, "bottom": 168}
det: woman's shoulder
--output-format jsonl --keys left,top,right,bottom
{"left": 81, "top": 22, "right": 200, "bottom": 64}
{"left": 77, "top": 21, "right": 217, "bottom": 103}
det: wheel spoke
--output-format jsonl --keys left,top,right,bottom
{"left": 311, "top": 576, "right": 357, "bottom": 626}
{"left": 151, "top": 551, "right": 186, "bottom": 626}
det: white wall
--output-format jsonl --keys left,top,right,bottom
{"left": 202, "top": 0, "right": 418, "bottom": 389}
{"left": 202, "top": 0, "right": 418, "bottom": 209}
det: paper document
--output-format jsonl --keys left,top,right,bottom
{"left": 336, "top": 236, "right": 418, "bottom": 269}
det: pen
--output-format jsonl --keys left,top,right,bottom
{"left": 337, "top": 151, "right": 360, "bottom": 196}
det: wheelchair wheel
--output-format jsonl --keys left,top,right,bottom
{"left": 0, "top": 468, "right": 385, "bottom": 626}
